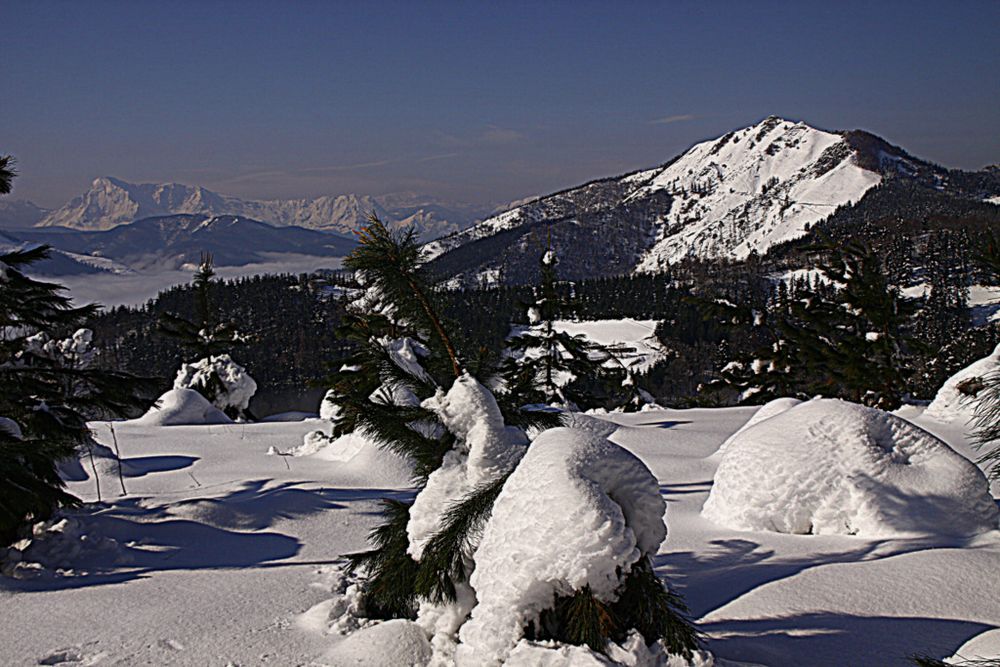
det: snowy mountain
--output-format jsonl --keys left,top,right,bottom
{"left": 32, "top": 177, "right": 489, "bottom": 240}
{"left": 425, "top": 116, "right": 1000, "bottom": 286}
{"left": 13, "top": 214, "right": 355, "bottom": 274}
{"left": 0, "top": 199, "right": 48, "bottom": 229}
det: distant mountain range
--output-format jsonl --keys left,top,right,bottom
{"left": 425, "top": 116, "right": 1000, "bottom": 286}
{"left": 0, "top": 214, "right": 356, "bottom": 276}
{"left": 1, "top": 177, "right": 492, "bottom": 241}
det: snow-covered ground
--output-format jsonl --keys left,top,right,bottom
{"left": 1, "top": 405, "right": 997, "bottom": 666}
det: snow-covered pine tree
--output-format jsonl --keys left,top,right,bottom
{"left": 499, "top": 249, "right": 633, "bottom": 411}
{"left": 335, "top": 216, "right": 697, "bottom": 662}
{"left": 708, "top": 239, "right": 915, "bottom": 409}
{"left": 0, "top": 245, "right": 155, "bottom": 545}
{"left": 159, "top": 254, "right": 256, "bottom": 419}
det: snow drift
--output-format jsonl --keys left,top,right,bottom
{"left": 703, "top": 398, "right": 998, "bottom": 537}
{"left": 925, "top": 343, "right": 1000, "bottom": 425}
{"left": 455, "top": 426, "right": 668, "bottom": 666}
{"left": 134, "top": 388, "right": 232, "bottom": 426}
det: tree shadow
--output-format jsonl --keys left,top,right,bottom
{"left": 122, "top": 455, "right": 199, "bottom": 477}
{"left": 698, "top": 612, "right": 993, "bottom": 667}
{"left": 634, "top": 419, "right": 693, "bottom": 429}
{"left": 1, "top": 481, "right": 412, "bottom": 592}
{"left": 655, "top": 533, "right": 975, "bottom": 620}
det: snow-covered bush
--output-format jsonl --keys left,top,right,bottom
{"left": 703, "top": 398, "right": 998, "bottom": 537}
{"left": 135, "top": 388, "right": 231, "bottom": 426}
{"left": 925, "top": 343, "right": 1000, "bottom": 424}
{"left": 456, "top": 426, "right": 691, "bottom": 666}
{"left": 173, "top": 354, "right": 257, "bottom": 418}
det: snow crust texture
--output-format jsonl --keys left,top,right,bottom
{"left": 703, "top": 398, "right": 999, "bottom": 537}
{"left": 134, "top": 388, "right": 232, "bottom": 426}
{"left": 455, "top": 426, "right": 667, "bottom": 666}
{"left": 173, "top": 354, "right": 257, "bottom": 413}
{"left": 925, "top": 343, "right": 1000, "bottom": 424}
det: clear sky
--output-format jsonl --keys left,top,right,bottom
{"left": 3, "top": 0, "right": 998, "bottom": 208}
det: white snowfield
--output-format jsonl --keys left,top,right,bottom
{"left": 925, "top": 343, "right": 1000, "bottom": 425}
{"left": 1, "top": 401, "right": 998, "bottom": 666}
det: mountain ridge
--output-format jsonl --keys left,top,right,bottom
{"left": 424, "top": 116, "right": 1000, "bottom": 286}
{"left": 24, "top": 178, "right": 491, "bottom": 241}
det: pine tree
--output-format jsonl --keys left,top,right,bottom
{"left": 707, "top": 239, "right": 915, "bottom": 409}
{"left": 158, "top": 253, "right": 242, "bottom": 359}
{"left": 499, "top": 250, "right": 622, "bottom": 411}
{"left": 781, "top": 239, "right": 916, "bottom": 409}
{"left": 0, "top": 246, "right": 155, "bottom": 545}
{"left": 336, "top": 216, "right": 696, "bottom": 659}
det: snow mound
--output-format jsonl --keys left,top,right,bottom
{"left": 507, "top": 634, "right": 716, "bottom": 667}
{"left": 455, "top": 427, "right": 667, "bottom": 666}
{"left": 703, "top": 398, "right": 999, "bottom": 537}
{"left": 925, "top": 343, "right": 1000, "bottom": 424}
{"left": 134, "top": 388, "right": 232, "bottom": 426}
{"left": 2, "top": 513, "right": 120, "bottom": 580}
{"left": 945, "top": 627, "right": 1000, "bottom": 664}
{"left": 279, "top": 430, "right": 414, "bottom": 486}
{"left": 321, "top": 619, "right": 432, "bottom": 666}
{"left": 717, "top": 397, "right": 803, "bottom": 456}
{"left": 174, "top": 354, "right": 257, "bottom": 414}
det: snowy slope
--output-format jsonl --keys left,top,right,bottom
{"left": 629, "top": 117, "right": 881, "bottom": 269}
{"left": 1, "top": 405, "right": 997, "bottom": 666}
{"left": 37, "top": 177, "right": 488, "bottom": 241}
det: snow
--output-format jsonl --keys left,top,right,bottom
{"left": 407, "top": 374, "right": 527, "bottom": 559}
{"left": 632, "top": 118, "right": 882, "bottom": 269}
{"left": 322, "top": 619, "right": 432, "bottom": 666}
{"left": 703, "top": 398, "right": 998, "bottom": 537}
{"left": 925, "top": 343, "right": 1000, "bottom": 425}
{"left": 174, "top": 354, "right": 257, "bottom": 414}
{"left": 2, "top": 401, "right": 998, "bottom": 665}
{"left": 456, "top": 426, "right": 668, "bottom": 666}
{"left": 133, "top": 388, "right": 232, "bottom": 426}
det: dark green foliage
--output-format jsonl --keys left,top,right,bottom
{"left": 0, "top": 154, "right": 15, "bottom": 195}
{"left": 612, "top": 556, "right": 698, "bottom": 659}
{"left": 346, "top": 217, "right": 461, "bottom": 378}
{"left": 414, "top": 471, "right": 511, "bottom": 603}
{"left": 706, "top": 238, "right": 918, "bottom": 409}
{"left": 539, "top": 586, "right": 619, "bottom": 654}
{"left": 345, "top": 498, "right": 420, "bottom": 619}
{"left": 0, "top": 245, "right": 155, "bottom": 545}
{"left": 529, "top": 556, "right": 699, "bottom": 658}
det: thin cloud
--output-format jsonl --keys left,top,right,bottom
{"left": 650, "top": 114, "right": 698, "bottom": 125}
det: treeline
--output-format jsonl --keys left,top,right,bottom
{"left": 87, "top": 273, "right": 353, "bottom": 410}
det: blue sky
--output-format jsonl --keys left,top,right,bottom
{"left": 3, "top": 0, "right": 998, "bottom": 207}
